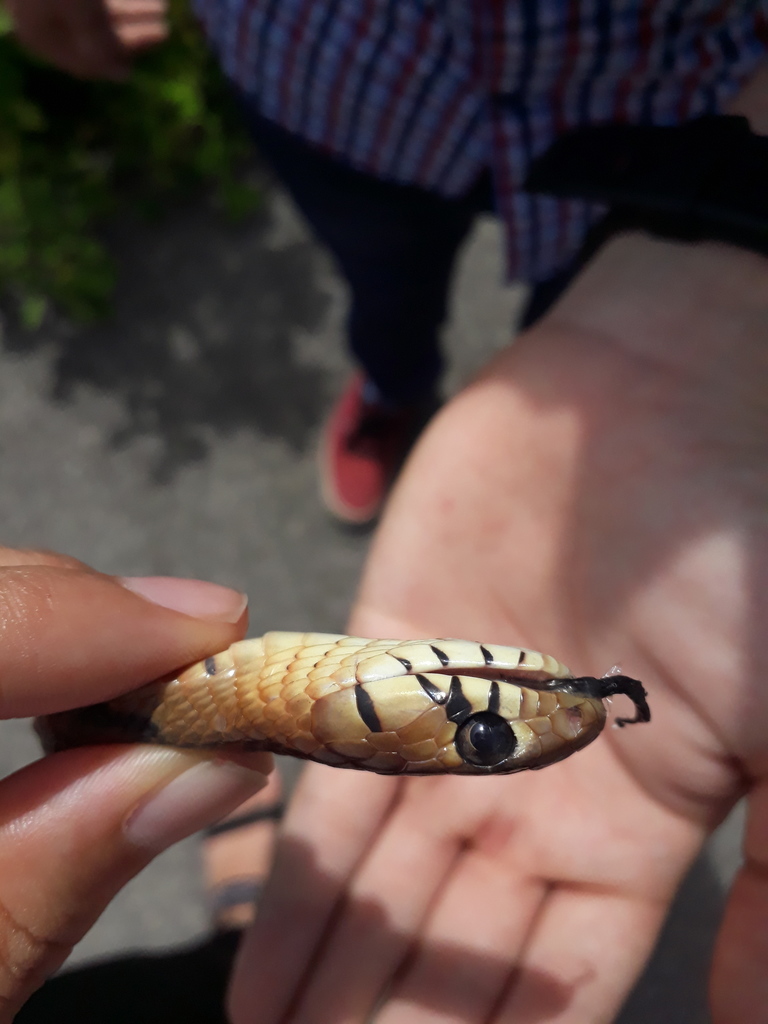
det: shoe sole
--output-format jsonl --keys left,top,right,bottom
{"left": 317, "top": 420, "right": 383, "bottom": 526}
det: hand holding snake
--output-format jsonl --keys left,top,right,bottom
{"left": 0, "top": 550, "right": 270, "bottom": 1022}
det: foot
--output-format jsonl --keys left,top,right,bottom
{"left": 318, "top": 374, "right": 437, "bottom": 525}
{"left": 202, "top": 772, "right": 284, "bottom": 931}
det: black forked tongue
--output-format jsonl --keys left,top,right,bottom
{"left": 569, "top": 674, "right": 651, "bottom": 727}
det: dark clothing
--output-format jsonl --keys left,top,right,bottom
{"left": 198, "top": 0, "right": 768, "bottom": 282}
{"left": 242, "top": 106, "right": 572, "bottom": 404}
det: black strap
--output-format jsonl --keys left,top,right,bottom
{"left": 209, "top": 878, "right": 264, "bottom": 914}
{"left": 525, "top": 115, "right": 768, "bottom": 258}
{"left": 203, "top": 803, "right": 285, "bottom": 838}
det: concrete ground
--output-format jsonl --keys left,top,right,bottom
{"left": 0, "top": 184, "right": 743, "bottom": 1023}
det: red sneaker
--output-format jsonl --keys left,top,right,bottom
{"left": 319, "top": 375, "right": 433, "bottom": 525}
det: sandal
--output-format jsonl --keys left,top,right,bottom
{"left": 202, "top": 771, "right": 284, "bottom": 931}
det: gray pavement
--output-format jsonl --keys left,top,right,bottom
{"left": 0, "top": 185, "right": 742, "bottom": 1022}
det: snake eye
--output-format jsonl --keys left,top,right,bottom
{"left": 455, "top": 712, "right": 517, "bottom": 767}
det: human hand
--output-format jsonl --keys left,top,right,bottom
{"left": 6, "top": 0, "right": 168, "bottom": 80}
{"left": 228, "top": 235, "right": 768, "bottom": 1024}
{"left": 0, "top": 546, "right": 271, "bottom": 1021}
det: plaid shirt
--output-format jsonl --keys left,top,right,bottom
{"left": 195, "top": 0, "right": 768, "bottom": 280}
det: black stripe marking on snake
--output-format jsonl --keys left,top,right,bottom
{"left": 355, "top": 684, "right": 383, "bottom": 732}
{"left": 480, "top": 645, "right": 494, "bottom": 666}
{"left": 446, "top": 676, "right": 472, "bottom": 723}
{"left": 517, "top": 649, "right": 526, "bottom": 666}
{"left": 430, "top": 645, "right": 450, "bottom": 667}
{"left": 418, "top": 674, "right": 447, "bottom": 705}
{"left": 395, "top": 656, "right": 412, "bottom": 672}
{"left": 204, "top": 657, "right": 217, "bottom": 676}
{"left": 488, "top": 681, "right": 501, "bottom": 715}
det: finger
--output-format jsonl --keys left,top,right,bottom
{"left": 12, "top": 0, "right": 132, "bottom": 81}
{"left": 375, "top": 849, "right": 546, "bottom": 1024}
{"left": 484, "top": 763, "right": 706, "bottom": 1024}
{"left": 0, "top": 548, "right": 95, "bottom": 571}
{"left": 68, "top": 0, "right": 131, "bottom": 80}
{"left": 710, "top": 777, "right": 768, "bottom": 1024}
{"left": 0, "top": 743, "right": 271, "bottom": 1019}
{"left": 105, "top": 0, "right": 168, "bottom": 49}
{"left": 491, "top": 886, "right": 666, "bottom": 1024}
{"left": 105, "top": 0, "right": 168, "bottom": 15}
{"left": 228, "top": 766, "right": 400, "bottom": 1024}
{"left": 377, "top": 748, "right": 703, "bottom": 1024}
{"left": 241, "top": 776, "right": 514, "bottom": 1024}
{"left": 0, "top": 564, "right": 247, "bottom": 718}
{"left": 280, "top": 783, "right": 467, "bottom": 1024}
{"left": 112, "top": 19, "right": 168, "bottom": 48}
{"left": 16, "top": 24, "right": 130, "bottom": 81}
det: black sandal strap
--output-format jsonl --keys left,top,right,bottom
{"left": 209, "top": 878, "right": 264, "bottom": 915}
{"left": 203, "top": 803, "right": 285, "bottom": 838}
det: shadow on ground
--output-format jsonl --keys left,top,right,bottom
{"left": 16, "top": 930, "right": 240, "bottom": 1024}
{"left": 3, "top": 193, "right": 332, "bottom": 482}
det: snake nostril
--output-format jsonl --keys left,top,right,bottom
{"left": 455, "top": 712, "right": 517, "bottom": 767}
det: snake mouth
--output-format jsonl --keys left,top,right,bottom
{"left": 413, "top": 664, "right": 651, "bottom": 728}
{"left": 422, "top": 666, "right": 571, "bottom": 685}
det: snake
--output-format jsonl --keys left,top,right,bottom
{"left": 37, "top": 632, "right": 650, "bottom": 775}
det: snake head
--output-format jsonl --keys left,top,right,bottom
{"left": 299, "top": 637, "right": 650, "bottom": 775}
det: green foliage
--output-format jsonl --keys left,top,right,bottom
{"left": 0, "top": 1, "right": 258, "bottom": 325}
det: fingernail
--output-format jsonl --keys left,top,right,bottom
{"left": 120, "top": 576, "right": 248, "bottom": 623}
{"left": 125, "top": 759, "right": 269, "bottom": 851}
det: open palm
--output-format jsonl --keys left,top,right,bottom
{"left": 230, "top": 235, "right": 768, "bottom": 1024}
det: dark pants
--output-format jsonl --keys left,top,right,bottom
{"left": 240, "top": 105, "right": 575, "bottom": 405}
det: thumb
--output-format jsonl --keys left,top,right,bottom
{"left": 0, "top": 743, "right": 270, "bottom": 1020}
